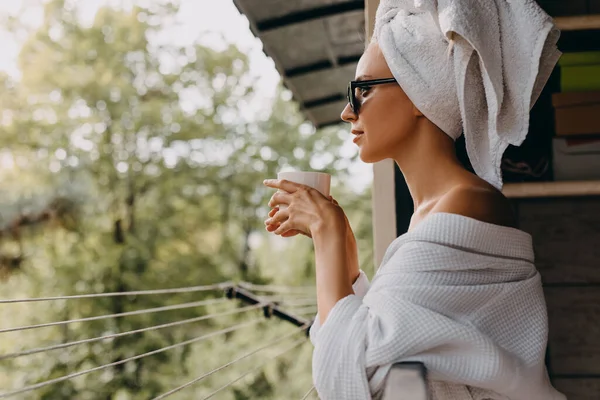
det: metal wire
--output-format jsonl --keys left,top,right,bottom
{"left": 238, "top": 282, "right": 315, "bottom": 294}
{"left": 301, "top": 386, "right": 316, "bottom": 400}
{"left": 0, "top": 298, "right": 228, "bottom": 334}
{"left": 200, "top": 337, "right": 307, "bottom": 399}
{"left": 0, "top": 318, "right": 265, "bottom": 399}
{"left": 152, "top": 324, "right": 309, "bottom": 399}
{"left": 0, "top": 282, "right": 234, "bottom": 304}
{"left": 255, "top": 295, "right": 315, "bottom": 306}
{"left": 254, "top": 294, "right": 316, "bottom": 303}
{"left": 0, "top": 303, "right": 265, "bottom": 361}
{"left": 277, "top": 298, "right": 317, "bottom": 307}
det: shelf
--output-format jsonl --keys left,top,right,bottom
{"left": 503, "top": 180, "right": 600, "bottom": 199}
{"left": 554, "top": 15, "right": 600, "bottom": 31}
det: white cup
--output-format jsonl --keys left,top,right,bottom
{"left": 276, "top": 171, "right": 331, "bottom": 210}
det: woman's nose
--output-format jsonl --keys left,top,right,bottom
{"left": 340, "top": 103, "right": 357, "bottom": 123}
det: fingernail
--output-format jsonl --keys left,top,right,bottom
{"left": 265, "top": 219, "right": 272, "bottom": 225}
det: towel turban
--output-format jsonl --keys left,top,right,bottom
{"left": 373, "top": 0, "right": 562, "bottom": 189}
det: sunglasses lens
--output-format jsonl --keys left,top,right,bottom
{"left": 347, "top": 85, "right": 357, "bottom": 114}
{"left": 347, "top": 86, "right": 353, "bottom": 109}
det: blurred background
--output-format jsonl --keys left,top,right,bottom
{"left": 2, "top": 0, "right": 600, "bottom": 399}
{"left": 0, "top": 0, "right": 374, "bottom": 398}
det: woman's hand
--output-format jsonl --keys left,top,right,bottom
{"left": 263, "top": 179, "right": 344, "bottom": 238}
{"left": 265, "top": 207, "right": 307, "bottom": 238}
{"left": 264, "top": 180, "right": 360, "bottom": 285}
{"left": 264, "top": 179, "right": 353, "bottom": 323}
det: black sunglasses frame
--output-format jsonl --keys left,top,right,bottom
{"left": 347, "top": 78, "right": 397, "bottom": 114}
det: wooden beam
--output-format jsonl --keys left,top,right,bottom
{"left": 255, "top": 0, "right": 364, "bottom": 32}
{"left": 554, "top": 15, "right": 600, "bottom": 32}
{"left": 503, "top": 180, "right": 600, "bottom": 199}
{"left": 365, "top": 0, "right": 398, "bottom": 268}
{"left": 365, "top": 0, "right": 378, "bottom": 41}
{"left": 372, "top": 160, "right": 397, "bottom": 268}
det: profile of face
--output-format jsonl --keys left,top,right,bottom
{"left": 340, "top": 42, "right": 423, "bottom": 163}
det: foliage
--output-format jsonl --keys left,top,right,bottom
{"left": 0, "top": 1, "right": 373, "bottom": 398}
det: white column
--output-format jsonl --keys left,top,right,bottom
{"left": 365, "top": 0, "right": 397, "bottom": 269}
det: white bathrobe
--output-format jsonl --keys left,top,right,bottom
{"left": 310, "top": 212, "right": 566, "bottom": 400}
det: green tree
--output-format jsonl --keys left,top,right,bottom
{"left": 0, "top": 0, "right": 373, "bottom": 398}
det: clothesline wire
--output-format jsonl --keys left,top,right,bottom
{"left": 265, "top": 298, "right": 317, "bottom": 307}
{"left": 199, "top": 337, "right": 307, "bottom": 400}
{"left": 301, "top": 386, "right": 316, "bottom": 400}
{"left": 0, "top": 303, "right": 266, "bottom": 361}
{"left": 0, "top": 318, "right": 265, "bottom": 399}
{"left": 0, "top": 282, "right": 234, "bottom": 304}
{"left": 239, "top": 288, "right": 315, "bottom": 295}
{"left": 254, "top": 294, "right": 316, "bottom": 302}
{"left": 238, "top": 282, "right": 315, "bottom": 294}
{"left": 0, "top": 298, "right": 229, "bottom": 334}
{"left": 0, "top": 282, "right": 315, "bottom": 304}
{"left": 239, "top": 281, "right": 314, "bottom": 289}
{"left": 152, "top": 324, "right": 309, "bottom": 399}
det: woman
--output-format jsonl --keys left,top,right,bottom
{"left": 263, "top": 1, "right": 566, "bottom": 399}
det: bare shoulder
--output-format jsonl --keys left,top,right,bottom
{"left": 431, "top": 184, "right": 518, "bottom": 229}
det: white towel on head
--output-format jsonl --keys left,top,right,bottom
{"left": 374, "top": 0, "right": 562, "bottom": 189}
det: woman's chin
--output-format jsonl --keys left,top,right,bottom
{"left": 358, "top": 149, "right": 382, "bottom": 164}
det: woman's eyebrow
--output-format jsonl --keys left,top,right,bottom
{"left": 355, "top": 75, "right": 373, "bottom": 81}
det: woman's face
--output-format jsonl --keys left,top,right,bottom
{"left": 341, "top": 42, "right": 421, "bottom": 163}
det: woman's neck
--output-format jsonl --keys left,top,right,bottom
{"left": 392, "top": 123, "right": 475, "bottom": 212}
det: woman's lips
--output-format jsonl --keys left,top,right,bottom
{"left": 352, "top": 132, "right": 364, "bottom": 143}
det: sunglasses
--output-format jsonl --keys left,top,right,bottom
{"left": 347, "top": 78, "right": 397, "bottom": 114}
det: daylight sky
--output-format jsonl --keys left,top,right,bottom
{"left": 0, "top": 0, "right": 280, "bottom": 94}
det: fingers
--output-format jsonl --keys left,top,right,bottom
{"left": 281, "top": 229, "right": 310, "bottom": 238}
{"left": 280, "top": 229, "right": 297, "bottom": 237}
{"left": 266, "top": 223, "right": 279, "bottom": 232}
{"left": 263, "top": 179, "right": 304, "bottom": 194}
{"left": 263, "top": 179, "right": 319, "bottom": 238}
{"left": 265, "top": 208, "right": 282, "bottom": 233}
{"left": 268, "top": 191, "right": 292, "bottom": 208}
{"left": 274, "top": 222, "right": 292, "bottom": 235}
{"left": 274, "top": 223, "right": 310, "bottom": 237}
{"left": 265, "top": 208, "right": 289, "bottom": 226}
{"left": 266, "top": 213, "right": 302, "bottom": 237}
